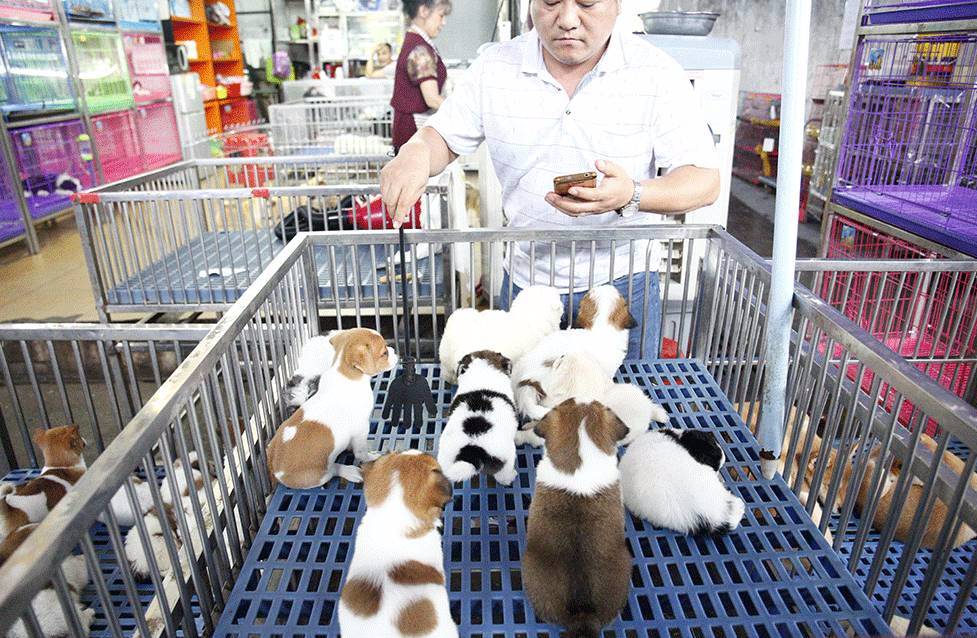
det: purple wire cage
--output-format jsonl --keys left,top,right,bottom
{"left": 9, "top": 119, "right": 96, "bottom": 220}
{"left": 861, "top": 1, "right": 977, "bottom": 25}
{"left": 834, "top": 33, "right": 977, "bottom": 256}
{"left": 0, "top": 156, "right": 25, "bottom": 244}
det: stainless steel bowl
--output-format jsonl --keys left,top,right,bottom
{"left": 639, "top": 11, "right": 721, "bottom": 36}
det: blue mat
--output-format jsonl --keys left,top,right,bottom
{"left": 105, "top": 231, "right": 440, "bottom": 306}
{"left": 214, "top": 359, "right": 890, "bottom": 638}
{"left": 2, "top": 468, "right": 203, "bottom": 638}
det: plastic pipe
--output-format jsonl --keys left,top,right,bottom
{"left": 758, "top": 0, "right": 811, "bottom": 480}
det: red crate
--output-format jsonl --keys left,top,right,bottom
{"left": 135, "top": 102, "right": 182, "bottom": 170}
{"left": 92, "top": 110, "right": 143, "bottom": 183}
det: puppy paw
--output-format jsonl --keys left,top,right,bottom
{"left": 650, "top": 403, "right": 670, "bottom": 424}
{"left": 515, "top": 425, "right": 544, "bottom": 448}
{"left": 493, "top": 467, "right": 517, "bottom": 486}
{"left": 335, "top": 464, "right": 363, "bottom": 483}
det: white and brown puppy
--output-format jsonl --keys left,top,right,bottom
{"left": 284, "top": 334, "right": 339, "bottom": 410}
{"left": 338, "top": 450, "right": 456, "bottom": 638}
{"left": 267, "top": 328, "right": 397, "bottom": 488}
{"left": 439, "top": 285, "right": 563, "bottom": 385}
{"left": 523, "top": 400, "right": 632, "bottom": 638}
{"left": 621, "top": 428, "right": 745, "bottom": 536}
{"left": 513, "top": 286, "right": 635, "bottom": 423}
{"left": 437, "top": 351, "right": 519, "bottom": 485}
{"left": 516, "top": 352, "right": 668, "bottom": 447}
{"left": 6, "top": 552, "right": 95, "bottom": 638}
{"left": 0, "top": 425, "right": 87, "bottom": 541}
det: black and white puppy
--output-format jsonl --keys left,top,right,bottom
{"left": 437, "top": 351, "right": 518, "bottom": 485}
{"left": 283, "top": 334, "right": 337, "bottom": 410}
{"left": 620, "top": 428, "right": 745, "bottom": 536}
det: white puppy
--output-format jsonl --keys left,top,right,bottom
{"left": 515, "top": 352, "right": 668, "bottom": 446}
{"left": 284, "top": 334, "right": 338, "bottom": 409}
{"left": 620, "top": 429, "right": 745, "bottom": 535}
{"left": 439, "top": 285, "right": 563, "bottom": 385}
{"left": 513, "top": 286, "right": 636, "bottom": 420}
{"left": 437, "top": 351, "right": 519, "bottom": 485}
{"left": 7, "top": 553, "right": 95, "bottom": 638}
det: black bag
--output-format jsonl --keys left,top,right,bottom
{"left": 274, "top": 197, "right": 358, "bottom": 242}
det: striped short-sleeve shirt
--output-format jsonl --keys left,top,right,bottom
{"left": 426, "top": 28, "right": 718, "bottom": 291}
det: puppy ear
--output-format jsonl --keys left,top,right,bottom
{"left": 456, "top": 353, "right": 473, "bottom": 379}
{"left": 607, "top": 409, "right": 629, "bottom": 442}
{"left": 500, "top": 354, "right": 512, "bottom": 376}
{"left": 623, "top": 310, "right": 638, "bottom": 329}
{"left": 32, "top": 428, "right": 47, "bottom": 446}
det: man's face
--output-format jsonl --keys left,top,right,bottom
{"left": 532, "top": 0, "right": 620, "bottom": 67}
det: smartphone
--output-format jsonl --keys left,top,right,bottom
{"left": 553, "top": 171, "right": 598, "bottom": 196}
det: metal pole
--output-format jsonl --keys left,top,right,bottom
{"left": 758, "top": 0, "right": 811, "bottom": 480}
{"left": 0, "top": 116, "right": 40, "bottom": 253}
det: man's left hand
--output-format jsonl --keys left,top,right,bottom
{"left": 545, "top": 159, "right": 635, "bottom": 217}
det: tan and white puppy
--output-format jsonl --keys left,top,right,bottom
{"left": 800, "top": 428, "right": 977, "bottom": 549}
{"left": 267, "top": 328, "right": 397, "bottom": 488}
{"left": 338, "top": 450, "right": 456, "bottom": 638}
{"left": 513, "top": 286, "right": 635, "bottom": 425}
{"left": 0, "top": 425, "right": 87, "bottom": 541}
{"left": 439, "top": 285, "right": 564, "bottom": 385}
{"left": 523, "top": 400, "right": 632, "bottom": 638}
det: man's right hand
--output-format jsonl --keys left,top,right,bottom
{"left": 380, "top": 141, "right": 431, "bottom": 229}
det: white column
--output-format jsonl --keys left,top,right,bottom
{"left": 758, "top": 0, "right": 811, "bottom": 479}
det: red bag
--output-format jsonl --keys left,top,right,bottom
{"left": 349, "top": 195, "right": 422, "bottom": 230}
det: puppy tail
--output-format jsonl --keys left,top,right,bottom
{"left": 455, "top": 445, "right": 505, "bottom": 477}
{"left": 725, "top": 494, "right": 746, "bottom": 531}
{"left": 693, "top": 494, "right": 745, "bottom": 536}
{"left": 565, "top": 615, "right": 602, "bottom": 638}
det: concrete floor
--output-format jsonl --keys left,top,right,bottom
{"left": 0, "top": 179, "right": 819, "bottom": 322}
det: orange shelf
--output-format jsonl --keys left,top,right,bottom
{"left": 171, "top": 15, "right": 203, "bottom": 24}
{"left": 213, "top": 56, "right": 242, "bottom": 63}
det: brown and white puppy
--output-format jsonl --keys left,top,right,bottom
{"left": 513, "top": 285, "right": 635, "bottom": 429}
{"left": 0, "top": 425, "right": 87, "bottom": 541}
{"left": 801, "top": 428, "right": 977, "bottom": 549}
{"left": 523, "top": 400, "right": 632, "bottom": 638}
{"left": 267, "top": 328, "right": 397, "bottom": 488}
{"left": 338, "top": 450, "right": 456, "bottom": 638}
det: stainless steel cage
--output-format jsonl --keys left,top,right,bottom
{"left": 0, "top": 227, "right": 975, "bottom": 636}
{"left": 267, "top": 98, "right": 393, "bottom": 156}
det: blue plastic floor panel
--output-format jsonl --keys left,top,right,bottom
{"left": 1, "top": 469, "right": 202, "bottom": 638}
{"left": 105, "top": 231, "right": 440, "bottom": 306}
{"left": 214, "top": 359, "right": 890, "bottom": 638}
{"left": 831, "top": 516, "right": 977, "bottom": 632}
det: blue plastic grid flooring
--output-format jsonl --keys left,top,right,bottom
{"left": 214, "top": 359, "right": 890, "bottom": 638}
{"left": 2, "top": 468, "right": 203, "bottom": 638}
{"left": 106, "top": 231, "right": 440, "bottom": 306}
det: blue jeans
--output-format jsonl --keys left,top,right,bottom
{"left": 497, "top": 271, "right": 661, "bottom": 359}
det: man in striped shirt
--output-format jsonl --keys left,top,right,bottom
{"left": 381, "top": 0, "right": 720, "bottom": 358}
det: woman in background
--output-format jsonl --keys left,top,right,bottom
{"left": 391, "top": 0, "right": 451, "bottom": 153}
{"left": 365, "top": 42, "right": 395, "bottom": 78}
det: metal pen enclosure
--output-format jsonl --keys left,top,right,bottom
{"left": 0, "top": 227, "right": 975, "bottom": 636}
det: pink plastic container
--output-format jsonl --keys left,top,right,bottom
{"left": 122, "top": 31, "right": 171, "bottom": 104}
{"left": 135, "top": 101, "right": 181, "bottom": 170}
{"left": 9, "top": 119, "right": 95, "bottom": 219}
{"left": 92, "top": 110, "right": 144, "bottom": 183}
{"left": 0, "top": 0, "right": 54, "bottom": 21}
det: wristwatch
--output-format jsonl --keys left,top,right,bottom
{"left": 617, "top": 180, "right": 642, "bottom": 218}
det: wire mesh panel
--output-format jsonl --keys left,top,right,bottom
{"left": 135, "top": 102, "right": 182, "bottom": 171}
{"left": 835, "top": 33, "right": 977, "bottom": 256}
{"left": 0, "top": 24, "right": 74, "bottom": 115}
{"left": 70, "top": 29, "right": 134, "bottom": 115}
{"left": 92, "top": 110, "right": 143, "bottom": 183}
{"left": 268, "top": 98, "right": 393, "bottom": 155}
{"left": 861, "top": 0, "right": 977, "bottom": 25}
